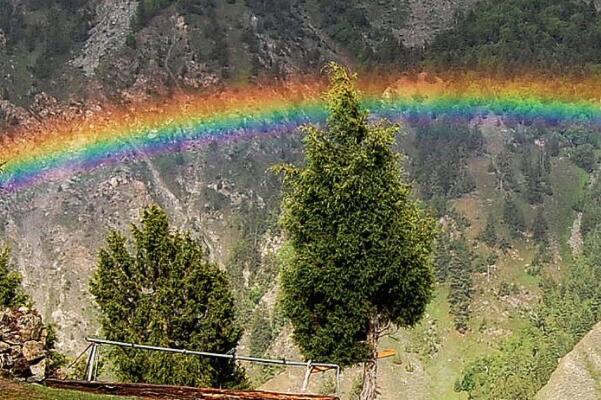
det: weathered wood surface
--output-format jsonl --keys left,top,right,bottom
{"left": 44, "top": 379, "right": 339, "bottom": 400}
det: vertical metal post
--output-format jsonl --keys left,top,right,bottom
{"left": 85, "top": 344, "right": 98, "bottom": 382}
{"left": 301, "top": 360, "right": 312, "bottom": 392}
{"left": 92, "top": 344, "right": 100, "bottom": 381}
{"left": 335, "top": 366, "right": 340, "bottom": 394}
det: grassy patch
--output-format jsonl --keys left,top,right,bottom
{"left": 0, "top": 379, "right": 136, "bottom": 400}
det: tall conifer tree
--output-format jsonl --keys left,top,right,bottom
{"left": 277, "top": 64, "right": 435, "bottom": 400}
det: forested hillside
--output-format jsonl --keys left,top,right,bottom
{"left": 427, "top": 0, "right": 601, "bottom": 71}
{"left": 0, "top": 0, "right": 476, "bottom": 108}
{"left": 2, "top": 0, "right": 601, "bottom": 399}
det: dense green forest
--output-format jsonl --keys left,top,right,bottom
{"left": 427, "top": 0, "right": 601, "bottom": 71}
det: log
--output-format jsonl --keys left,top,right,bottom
{"left": 44, "top": 379, "right": 339, "bottom": 400}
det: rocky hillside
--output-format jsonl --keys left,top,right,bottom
{"left": 0, "top": 0, "right": 477, "bottom": 110}
{"left": 536, "top": 321, "right": 601, "bottom": 400}
{"left": 0, "top": 133, "right": 300, "bottom": 353}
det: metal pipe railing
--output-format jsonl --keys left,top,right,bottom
{"left": 84, "top": 337, "right": 340, "bottom": 394}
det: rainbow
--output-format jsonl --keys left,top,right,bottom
{"left": 2, "top": 71, "right": 601, "bottom": 192}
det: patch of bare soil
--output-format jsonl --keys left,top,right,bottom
{"left": 0, "top": 378, "right": 42, "bottom": 400}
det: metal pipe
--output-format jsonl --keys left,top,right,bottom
{"left": 85, "top": 344, "right": 98, "bottom": 382}
{"left": 85, "top": 337, "right": 339, "bottom": 370}
{"left": 83, "top": 344, "right": 94, "bottom": 381}
{"left": 92, "top": 345, "right": 100, "bottom": 381}
{"left": 301, "top": 360, "right": 312, "bottom": 392}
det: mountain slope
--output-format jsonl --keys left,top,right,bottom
{"left": 536, "top": 321, "right": 601, "bottom": 400}
{"left": 0, "top": 0, "right": 478, "bottom": 109}
{"left": 3, "top": 0, "right": 601, "bottom": 397}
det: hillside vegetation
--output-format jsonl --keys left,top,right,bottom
{"left": 427, "top": 0, "right": 601, "bottom": 71}
{"left": 2, "top": 0, "right": 601, "bottom": 399}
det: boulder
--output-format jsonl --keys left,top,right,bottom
{"left": 28, "top": 359, "right": 47, "bottom": 382}
{"left": 0, "top": 308, "right": 49, "bottom": 381}
{"left": 22, "top": 341, "right": 45, "bottom": 362}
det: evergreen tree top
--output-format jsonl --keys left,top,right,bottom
{"left": 278, "top": 63, "right": 435, "bottom": 368}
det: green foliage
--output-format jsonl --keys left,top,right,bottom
{"left": 413, "top": 120, "right": 482, "bottom": 199}
{"left": 520, "top": 146, "right": 552, "bottom": 204}
{"left": 447, "top": 239, "right": 473, "bottom": 333}
{"left": 531, "top": 207, "right": 548, "bottom": 243}
{"left": 348, "top": 376, "right": 363, "bottom": 400}
{"left": 491, "top": 151, "right": 517, "bottom": 192}
{"left": 125, "top": 32, "right": 136, "bottom": 49}
{"left": 1, "top": 1, "right": 92, "bottom": 83}
{"left": 427, "top": 0, "right": 601, "bottom": 71}
{"left": 0, "top": 0, "right": 25, "bottom": 48}
{"left": 277, "top": 64, "right": 435, "bottom": 367}
{"left": 480, "top": 214, "right": 497, "bottom": 247}
{"left": 316, "top": 1, "right": 410, "bottom": 67}
{"left": 0, "top": 246, "right": 28, "bottom": 308}
{"left": 527, "top": 244, "right": 551, "bottom": 276}
{"left": 225, "top": 197, "right": 280, "bottom": 330}
{"left": 580, "top": 173, "right": 601, "bottom": 236}
{"left": 318, "top": 376, "right": 336, "bottom": 395}
{"left": 248, "top": 305, "right": 273, "bottom": 357}
{"left": 409, "top": 319, "right": 442, "bottom": 358}
{"left": 132, "top": 0, "right": 177, "bottom": 31}
{"left": 203, "top": 8, "right": 229, "bottom": 77}
{"left": 458, "top": 199, "right": 601, "bottom": 398}
{"left": 571, "top": 143, "right": 597, "bottom": 173}
{"left": 433, "top": 231, "right": 452, "bottom": 281}
{"left": 90, "top": 205, "right": 246, "bottom": 388}
{"left": 46, "top": 323, "right": 67, "bottom": 377}
{"left": 503, "top": 195, "right": 525, "bottom": 238}
{"left": 459, "top": 246, "right": 601, "bottom": 399}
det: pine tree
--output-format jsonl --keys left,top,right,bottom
{"left": 532, "top": 208, "right": 548, "bottom": 243}
{"left": 503, "top": 196, "right": 525, "bottom": 238}
{"left": 481, "top": 214, "right": 497, "bottom": 247}
{"left": 448, "top": 239, "right": 473, "bottom": 333}
{"left": 277, "top": 63, "right": 435, "bottom": 400}
{"left": 90, "top": 205, "right": 246, "bottom": 388}
{"left": 0, "top": 246, "right": 28, "bottom": 308}
{"left": 434, "top": 231, "right": 452, "bottom": 282}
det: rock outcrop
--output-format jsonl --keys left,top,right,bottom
{"left": 536, "top": 321, "right": 601, "bottom": 400}
{"left": 70, "top": 0, "right": 139, "bottom": 77}
{"left": 0, "top": 308, "right": 48, "bottom": 382}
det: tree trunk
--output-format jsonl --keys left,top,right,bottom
{"left": 360, "top": 317, "right": 380, "bottom": 400}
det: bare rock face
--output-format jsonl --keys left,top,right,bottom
{"left": 0, "top": 30, "right": 6, "bottom": 50}
{"left": 71, "top": 0, "right": 139, "bottom": 77}
{"left": 0, "top": 100, "right": 32, "bottom": 127}
{"left": 400, "top": 0, "right": 479, "bottom": 47}
{"left": 0, "top": 308, "right": 48, "bottom": 382}
{"left": 536, "top": 321, "right": 601, "bottom": 400}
